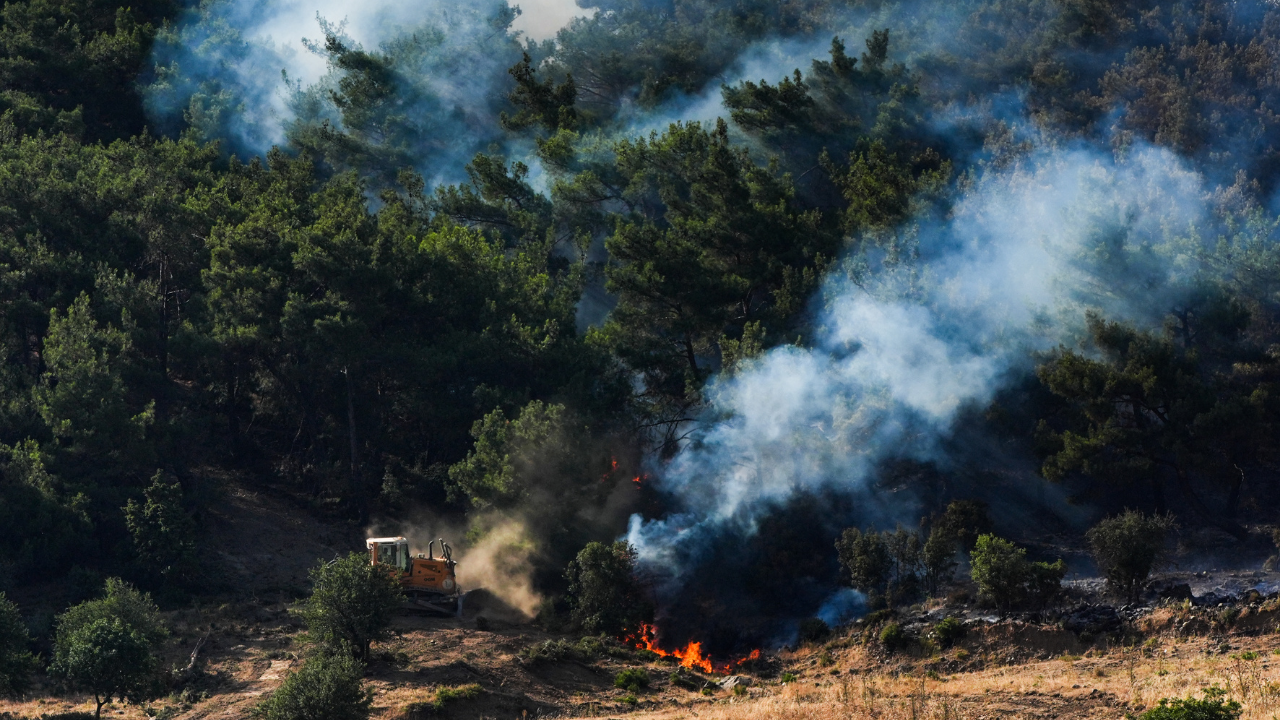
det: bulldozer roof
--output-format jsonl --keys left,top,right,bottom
{"left": 365, "top": 536, "right": 408, "bottom": 547}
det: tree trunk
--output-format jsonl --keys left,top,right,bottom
{"left": 683, "top": 337, "right": 699, "bottom": 379}
{"left": 95, "top": 694, "right": 104, "bottom": 719}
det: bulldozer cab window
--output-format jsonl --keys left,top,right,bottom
{"left": 376, "top": 544, "right": 397, "bottom": 567}
{"left": 396, "top": 543, "right": 410, "bottom": 572}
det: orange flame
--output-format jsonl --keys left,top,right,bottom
{"left": 623, "top": 624, "right": 761, "bottom": 675}
{"left": 601, "top": 458, "right": 619, "bottom": 482}
{"left": 632, "top": 475, "right": 644, "bottom": 487}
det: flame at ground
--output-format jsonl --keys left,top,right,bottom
{"left": 623, "top": 624, "right": 761, "bottom": 675}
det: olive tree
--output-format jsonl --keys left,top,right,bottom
{"left": 51, "top": 618, "right": 156, "bottom": 718}
{"left": 50, "top": 579, "right": 167, "bottom": 718}
{"left": 297, "top": 553, "right": 403, "bottom": 661}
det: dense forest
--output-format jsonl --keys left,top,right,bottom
{"left": 0, "top": 0, "right": 1279, "bottom": 645}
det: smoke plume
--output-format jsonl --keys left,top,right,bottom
{"left": 628, "top": 138, "right": 1216, "bottom": 637}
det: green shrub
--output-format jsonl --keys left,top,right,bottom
{"left": 433, "top": 684, "right": 482, "bottom": 707}
{"left": 1137, "top": 696, "right": 1242, "bottom": 720}
{"left": 50, "top": 579, "right": 167, "bottom": 719}
{"left": 1086, "top": 511, "right": 1174, "bottom": 601}
{"left": 970, "top": 535, "right": 1065, "bottom": 610}
{"left": 879, "top": 622, "right": 906, "bottom": 651}
{"left": 253, "top": 654, "right": 371, "bottom": 720}
{"left": 564, "top": 541, "right": 652, "bottom": 636}
{"left": 614, "top": 668, "right": 649, "bottom": 692}
{"left": 520, "top": 636, "right": 618, "bottom": 664}
{"left": 51, "top": 618, "right": 157, "bottom": 720}
{"left": 798, "top": 617, "right": 830, "bottom": 644}
{"left": 622, "top": 694, "right": 638, "bottom": 705}
{"left": 781, "top": 672, "right": 797, "bottom": 683}
{"left": 931, "top": 617, "right": 966, "bottom": 648}
{"left": 297, "top": 553, "right": 403, "bottom": 661}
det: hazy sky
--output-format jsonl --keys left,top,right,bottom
{"left": 509, "top": 0, "right": 591, "bottom": 39}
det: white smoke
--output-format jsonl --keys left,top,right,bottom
{"left": 509, "top": 0, "right": 593, "bottom": 40}
{"left": 627, "top": 141, "right": 1214, "bottom": 598}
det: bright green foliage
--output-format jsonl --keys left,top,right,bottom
{"left": 51, "top": 618, "right": 155, "bottom": 718}
{"left": 56, "top": 578, "right": 167, "bottom": 648}
{"left": 51, "top": 585, "right": 165, "bottom": 720}
{"left": 878, "top": 622, "right": 906, "bottom": 651}
{"left": 1087, "top": 511, "right": 1175, "bottom": 601}
{"left": 123, "top": 472, "right": 196, "bottom": 583}
{"left": 565, "top": 541, "right": 652, "bottom": 636}
{"left": 297, "top": 553, "right": 403, "bottom": 661}
{"left": 448, "top": 401, "right": 568, "bottom": 509}
{"left": 253, "top": 653, "right": 371, "bottom": 720}
{"left": 614, "top": 667, "right": 650, "bottom": 692}
{"left": 931, "top": 617, "right": 966, "bottom": 648}
{"left": 0, "top": 593, "right": 36, "bottom": 697}
{"left": 1138, "top": 696, "right": 1242, "bottom": 720}
{"left": 969, "top": 535, "right": 1065, "bottom": 610}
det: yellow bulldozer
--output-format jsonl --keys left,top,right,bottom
{"left": 366, "top": 536, "right": 463, "bottom": 616}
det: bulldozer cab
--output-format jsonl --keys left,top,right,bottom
{"left": 367, "top": 537, "right": 411, "bottom": 572}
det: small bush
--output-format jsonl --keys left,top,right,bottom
{"left": 879, "top": 623, "right": 907, "bottom": 651}
{"left": 433, "top": 684, "right": 482, "bottom": 706}
{"left": 970, "top": 535, "right": 1065, "bottom": 610}
{"left": 614, "top": 668, "right": 649, "bottom": 692}
{"left": 931, "top": 617, "right": 966, "bottom": 648}
{"left": 621, "top": 694, "right": 638, "bottom": 705}
{"left": 253, "top": 654, "right": 371, "bottom": 720}
{"left": 1086, "top": 511, "right": 1174, "bottom": 601}
{"left": 1137, "top": 696, "right": 1242, "bottom": 720}
{"left": 781, "top": 672, "right": 797, "bottom": 683}
{"left": 798, "top": 617, "right": 830, "bottom": 644}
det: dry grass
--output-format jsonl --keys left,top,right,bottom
{"left": 598, "top": 635, "right": 1280, "bottom": 720}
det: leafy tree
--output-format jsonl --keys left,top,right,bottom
{"left": 51, "top": 618, "right": 155, "bottom": 718}
{"left": 564, "top": 541, "right": 652, "bottom": 636}
{"left": 1038, "top": 310, "right": 1267, "bottom": 537}
{"left": 253, "top": 653, "right": 372, "bottom": 720}
{"left": 0, "top": 593, "right": 36, "bottom": 698}
{"left": 835, "top": 527, "right": 890, "bottom": 598}
{"left": 969, "top": 534, "right": 1065, "bottom": 611}
{"left": 56, "top": 578, "right": 168, "bottom": 648}
{"left": 51, "top": 584, "right": 166, "bottom": 720}
{"left": 1087, "top": 510, "right": 1175, "bottom": 601}
{"left": 836, "top": 526, "right": 922, "bottom": 607}
{"left": 502, "top": 52, "right": 578, "bottom": 133}
{"left": 591, "top": 119, "right": 832, "bottom": 443}
{"left": 123, "top": 472, "right": 197, "bottom": 584}
{"left": 34, "top": 293, "right": 155, "bottom": 488}
{"left": 297, "top": 553, "right": 403, "bottom": 661}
